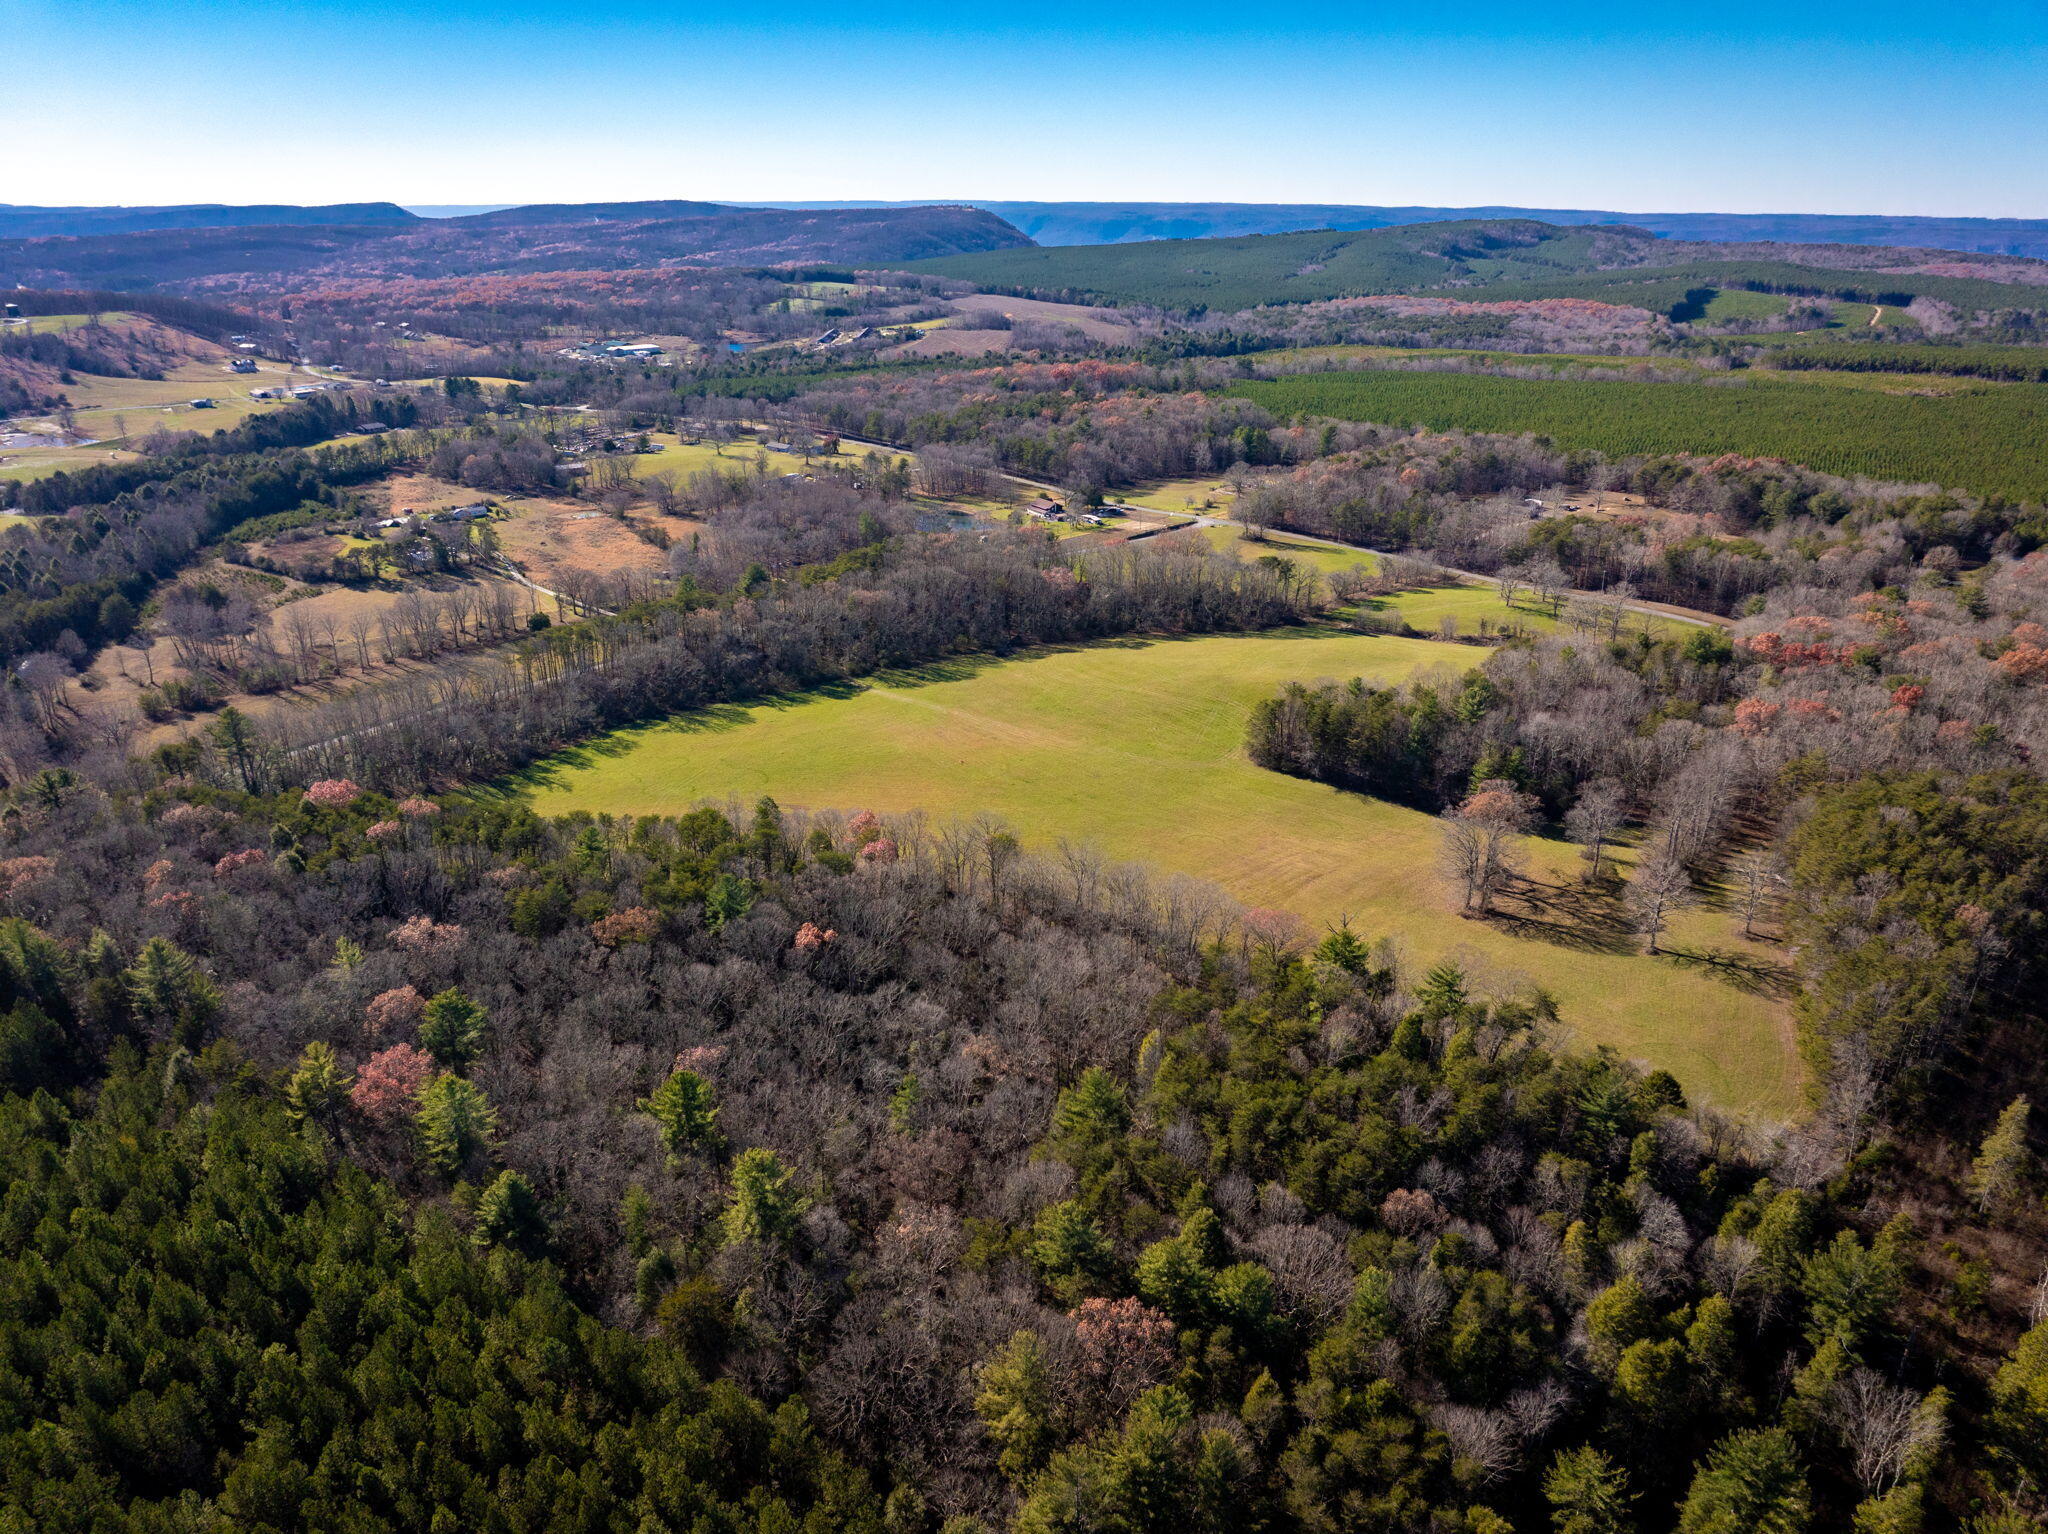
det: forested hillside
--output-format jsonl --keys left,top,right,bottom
{"left": 0, "top": 203, "right": 1031, "bottom": 290}
{"left": 955, "top": 203, "right": 2048, "bottom": 257}
{"left": 903, "top": 220, "right": 2048, "bottom": 315}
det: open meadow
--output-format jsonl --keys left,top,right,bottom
{"left": 515, "top": 618, "right": 1800, "bottom": 1118}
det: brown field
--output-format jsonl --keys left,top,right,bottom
{"left": 890, "top": 329, "right": 1024, "bottom": 359}
{"left": 947, "top": 293, "right": 1140, "bottom": 341}
{"left": 495, "top": 496, "right": 685, "bottom": 591}
{"left": 379, "top": 474, "right": 489, "bottom": 516}
{"left": 889, "top": 293, "right": 1141, "bottom": 357}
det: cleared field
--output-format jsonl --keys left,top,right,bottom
{"left": 1699, "top": 290, "right": 1790, "bottom": 322}
{"left": 0, "top": 355, "right": 338, "bottom": 479}
{"left": 1174, "top": 524, "right": 1378, "bottom": 577}
{"left": 630, "top": 434, "right": 811, "bottom": 482}
{"left": 517, "top": 627, "right": 1799, "bottom": 1117}
{"left": 1230, "top": 370, "right": 2048, "bottom": 502}
{"left": 6, "top": 311, "right": 143, "bottom": 335}
{"left": 1115, "top": 476, "right": 1239, "bottom": 514}
{"left": 892, "top": 329, "right": 1023, "bottom": 358}
{"left": 496, "top": 495, "right": 680, "bottom": 590}
{"left": 0, "top": 444, "right": 141, "bottom": 483}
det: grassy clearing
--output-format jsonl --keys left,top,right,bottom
{"left": 4, "top": 312, "right": 143, "bottom": 336}
{"left": 1700, "top": 290, "right": 1791, "bottom": 322}
{"left": 1744, "top": 367, "right": 2000, "bottom": 397}
{"left": 516, "top": 626, "right": 1798, "bottom": 1116}
{"left": 629, "top": 434, "right": 812, "bottom": 483}
{"left": 0, "top": 446, "right": 141, "bottom": 483}
{"left": 1191, "top": 524, "right": 1380, "bottom": 578}
{"left": 1116, "top": 477, "right": 1239, "bottom": 514}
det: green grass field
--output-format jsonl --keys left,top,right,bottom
{"left": 629, "top": 434, "right": 813, "bottom": 483}
{"left": 1199, "top": 525, "right": 1379, "bottom": 578}
{"left": 515, "top": 625, "right": 1798, "bottom": 1116}
{"left": 1700, "top": 290, "right": 1792, "bottom": 322}
{"left": 5, "top": 311, "right": 143, "bottom": 336}
{"left": 1230, "top": 369, "right": 2048, "bottom": 503}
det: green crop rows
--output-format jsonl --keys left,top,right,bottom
{"left": 1228, "top": 370, "right": 2048, "bottom": 503}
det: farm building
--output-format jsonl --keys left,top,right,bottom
{"left": 603, "top": 343, "right": 664, "bottom": 358}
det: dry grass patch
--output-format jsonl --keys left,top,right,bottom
{"left": 496, "top": 497, "right": 679, "bottom": 591}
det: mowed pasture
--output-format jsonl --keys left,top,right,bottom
{"left": 1230, "top": 369, "right": 2048, "bottom": 503}
{"left": 629, "top": 434, "right": 811, "bottom": 483}
{"left": 517, "top": 622, "right": 1799, "bottom": 1117}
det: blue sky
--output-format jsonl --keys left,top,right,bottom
{"left": 7, "top": 0, "right": 2044, "bottom": 216}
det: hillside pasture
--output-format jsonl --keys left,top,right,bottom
{"left": 516, "top": 625, "right": 1799, "bottom": 1116}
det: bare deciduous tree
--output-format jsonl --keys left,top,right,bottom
{"left": 1822, "top": 1368, "right": 1945, "bottom": 1494}
{"left": 1564, "top": 779, "right": 1627, "bottom": 881}
{"left": 1625, "top": 847, "right": 1695, "bottom": 955}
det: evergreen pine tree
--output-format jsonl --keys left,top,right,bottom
{"left": 417, "top": 1074, "right": 498, "bottom": 1175}
{"left": 1970, "top": 1096, "right": 2034, "bottom": 1212}
{"left": 1679, "top": 1428, "right": 1811, "bottom": 1534}
{"left": 640, "top": 1068, "right": 720, "bottom": 1159}
{"left": 284, "top": 1041, "right": 351, "bottom": 1123}
{"left": 473, "top": 1170, "right": 547, "bottom": 1255}
{"left": 719, "top": 1147, "right": 808, "bottom": 1247}
{"left": 1545, "top": 1446, "right": 1634, "bottom": 1534}
{"left": 418, "top": 987, "right": 487, "bottom": 1072}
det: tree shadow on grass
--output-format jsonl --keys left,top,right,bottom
{"left": 1659, "top": 944, "right": 1797, "bottom": 999}
{"left": 1477, "top": 876, "right": 1640, "bottom": 957}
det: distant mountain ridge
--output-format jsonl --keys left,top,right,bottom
{"left": 903, "top": 217, "right": 2048, "bottom": 314}
{"left": 14, "top": 196, "right": 2047, "bottom": 258}
{"left": 0, "top": 202, "right": 420, "bottom": 238}
{"left": 757, "top": 200, "right": 2048, "bottom": 259}
{"left": 0, "top": 203, "right": 1030, "bottom": 290}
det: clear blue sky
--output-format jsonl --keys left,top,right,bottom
{"left": 7, "top": 0, "right": 2044, "bottom": 216}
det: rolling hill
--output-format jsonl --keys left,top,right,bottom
{"left": 967, "top": 201, "right": 2048, "bottom": 256}
{"left": 753, "top": 199, "right": 2048, "bottom": 256}
{"left": 0, "top": 202, "right": 1031, "bottom": 290}
{"left": 903, "top": 218, "right": 2048, "bottom": 314}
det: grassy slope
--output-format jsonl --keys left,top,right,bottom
{"left": 1228, "top": 371, "right": 2048, "bottom": 503}
{"left": 516, "top": 623, "right": 1799, "bottom": 1117}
